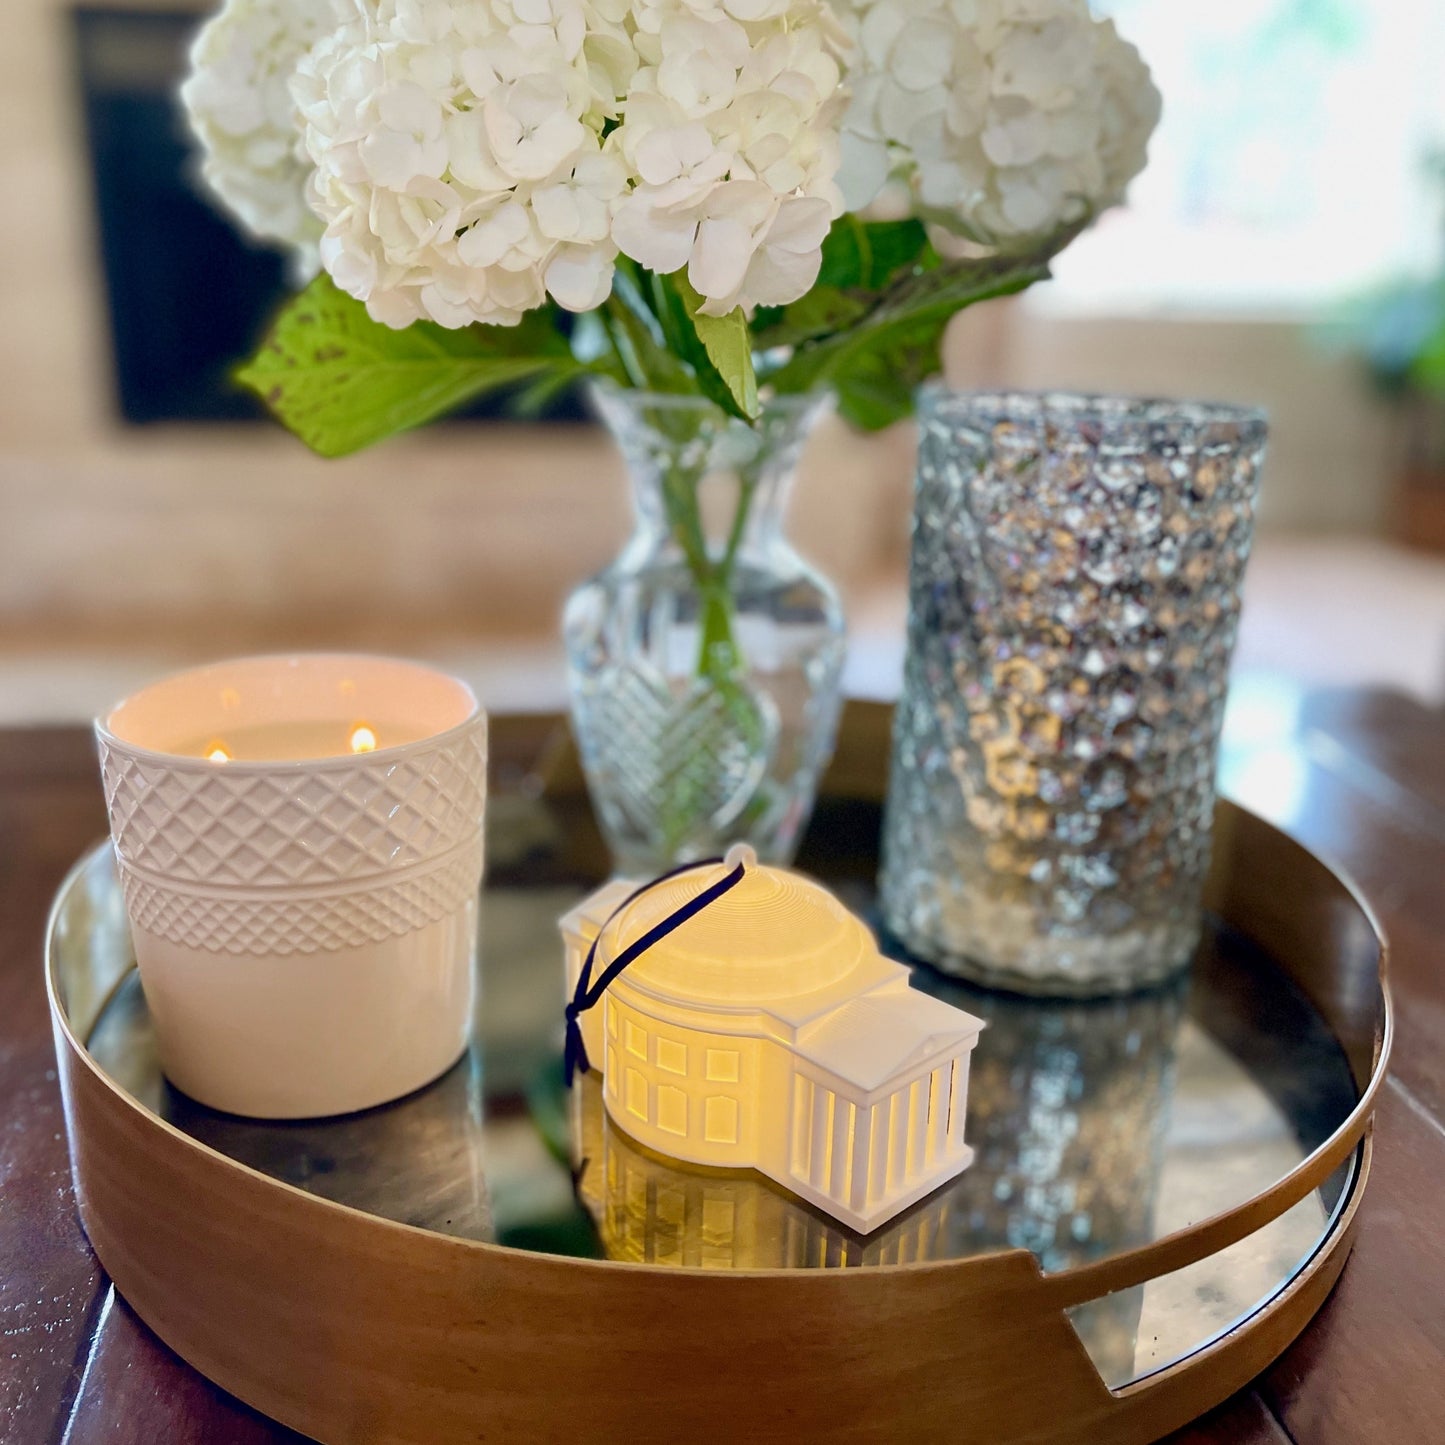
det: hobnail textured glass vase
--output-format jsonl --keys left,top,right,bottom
{"left": 564, "top": 388, "right": 845, "bottom": 876}
{"left": 880, "top": 389, "right": 1267, "bottom": 996}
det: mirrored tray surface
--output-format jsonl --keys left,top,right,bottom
{"left": 59, "top": 788, "right": 1360, "bottom": 1396}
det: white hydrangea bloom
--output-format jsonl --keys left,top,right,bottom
{"left": 610, "top": 0, "right": 848, "bottom": 315}
{"left": 1094, "top": 18, "right": 1160, "bottom": 207}
{"left": 293, "top": 0, "right": 635, "bottom": 328}
{"left": 181, "top": 0, "right": 333, "bottom": 258}
{"left": 835, "top": 0, "right": 1160, "bottom": 245}
{"left": 197, "top": 0, "right": 1144, "bottom": 334}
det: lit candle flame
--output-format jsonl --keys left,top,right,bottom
{"left": 349, "top": 723, "right": 378, "bottom": 754}
{"left": 206, "top": 741, "right": 232, "bottom": 764}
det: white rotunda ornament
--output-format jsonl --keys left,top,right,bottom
{"left": 560, "top": 847, "right": 984, "bottom": 1234}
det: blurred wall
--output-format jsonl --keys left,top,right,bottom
{"left": 3, "top": 0, "right": 913, "bottom": 655}
{"left": 0, "top": 0, "right": 1400, "bottom": 660}
{"left": 954, "top": 309, "right": 1395, "bottom": 535}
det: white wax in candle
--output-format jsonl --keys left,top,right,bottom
{"left": 172, "top": 720, "right": 422, "bottom": 762}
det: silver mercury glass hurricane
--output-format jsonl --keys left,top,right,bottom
{"left": 880, "top": 388, "right": 1268, "bottom": 996}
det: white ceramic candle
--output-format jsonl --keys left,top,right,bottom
{"left": 96, "top": 654, "right": 488, "bottom": 1119}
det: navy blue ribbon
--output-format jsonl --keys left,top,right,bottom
{"left": 564, "top": 856, "right": 747, "bottom": 1088}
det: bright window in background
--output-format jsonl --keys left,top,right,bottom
{"left": 1037, "top": 0, "right": 1445, "bottom": 316}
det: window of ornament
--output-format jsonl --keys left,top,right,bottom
{"left": 656, "top": 1037, "right": 688, "bottom": 1076}
{"left": 705, "top": 1048, "right": 740, "bottom": 1083}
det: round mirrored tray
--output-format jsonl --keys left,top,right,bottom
{"left": 47, "top": 707, "right": 1390, "bottom": 1445}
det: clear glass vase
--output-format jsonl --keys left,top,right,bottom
{"left": 564, "top": 387, "right": 846, "bottom": 876}
{"left": 880, "top": 389, "right": 1268, "bottom": 996}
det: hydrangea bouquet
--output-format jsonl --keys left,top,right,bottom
{"left": 183, "top": 0, "right": 1159, "bottom": 867}
{"left": 185, "top": 0, "right": 1158, "bottom": 449}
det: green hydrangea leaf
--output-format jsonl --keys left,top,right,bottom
{"left": 649, "top": 271, "right": 759, "bottom": 421}
{"left": 749, "top": 287, "right": 870, "bottom": 352}
{"left": 609, "top": 265, "right": 696, "bottom": 393}
{"left": 830, "top": 351, "right": 925, "bottom": 432}
{"left": 751, "top": 219, "right": 933, "bottom": 354}
{"left": 815, "top": 215, "right": 932, "bottom": 291}
{"left": 236, "top": 275, "right": 579, "bottom": 458}
{"left": 687, "top": 297, "right": 759, "bottom": 422}
{"left": 767, "top": 254, "right": 1051, "bottom": 429}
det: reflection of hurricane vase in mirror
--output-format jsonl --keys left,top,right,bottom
{"left": 568, "top": 1072, "right": 954, "bottom": 1269}
{"left": 564, "top": 388, "right": 846, "bottom": 875}
{"left": 881, "top": 391, "right": 1267, "bottom": 995}
{"left": 926, "top": 975, "right": 1187, "bottom": 1383}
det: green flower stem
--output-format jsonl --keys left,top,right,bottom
{"left": 597, "top": 312, "right": 637, "bottom": 389}
{"left": 650, "top": 458, "right": 764, "bottom": 858}
{"left": 657, "top": 462, "right": 753, "bottom": 686}
{"left": 601, "top": 299, "right": 650, "bottom": 390}
{"left": 590, "top": 287, "right": 775, "bottom": 855}
{"left": 699, "top": 582, "right": 741, "bottom": 678}
{"left": 700, "top": 472, "right": 758, "bottom": 679}
{"left": 599, "top": 285, "right": 760, "bottom": 684}
{"left": 720, "top": 474, "right": 757, "bottom": 576}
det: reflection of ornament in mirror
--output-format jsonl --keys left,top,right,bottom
{"left": 568, "top": 1070, "right": 957, "bottom": 1269}
{"left": 561, "top": 847, "right": 985, "bottom": 1233}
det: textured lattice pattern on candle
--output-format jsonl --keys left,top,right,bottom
{"left": 119, "top": 847, "right": 483, "bottom": 954}
{"left": 880, "top": 392, "right": 1266, "bottom": 994}
{"left": 97, "top": 729, "right": 487, "bottom": 888}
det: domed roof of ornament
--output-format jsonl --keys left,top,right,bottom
{"left": 611, "top": 859, "right": 871, "bottom": 1004}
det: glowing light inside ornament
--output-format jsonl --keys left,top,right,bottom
{"left": 205, "top": 741, "right": 232, "bottom": 764}
{"left": 349, "top": 723, "right": 378, "bottom": 754}
{"left": 560, "top": 856, "right": 984, "bottom": 1234}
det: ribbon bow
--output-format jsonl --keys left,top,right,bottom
{"left": 564, "top": 853, "right": 749, "bottom": 1088}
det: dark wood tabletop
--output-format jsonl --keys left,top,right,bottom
{"left": 3, "top": 693, "right": 1443, "bottom": 1445}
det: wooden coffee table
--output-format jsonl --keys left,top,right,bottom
{"left": 2, "top": 691, "right": 1442, "bottom": 1444}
